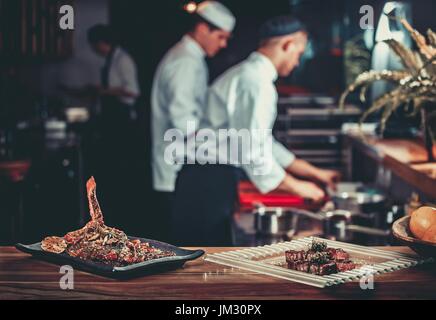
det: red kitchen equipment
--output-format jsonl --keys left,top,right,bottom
{"left": 237, "top": 180, "right": 326, "bottom": 238}
{"left": 237, "top": 180, "right": 323, "bottom": 211}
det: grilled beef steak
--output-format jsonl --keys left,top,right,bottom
{"left": 285, "top": 240, "right": 357, "bottom": 275}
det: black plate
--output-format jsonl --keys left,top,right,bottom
{"left": 15, "top": 237, "right": 205, "bottom": 279}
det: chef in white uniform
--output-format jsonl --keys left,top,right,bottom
{"left": 172, "top": 16, "right": 340, "bottom": 246}
{"left": 150, "top": 1, "right": 235, "bottom": 241}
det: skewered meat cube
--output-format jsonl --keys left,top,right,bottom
{"left": 336, "top": 261, "right": 357, "bottom": 272}
{"left": 326, "top": 248, "right": 350, "bottom": 261}
{"left": 309, "top": 262, "right": 337, "bottom": 275}
{"left": 320, "top": 262, "right": 338, "bottom": 275}
{"left": 285, "top": 250, "right": 306, "bottom": 262}
{"left": 305, "top": 250, "right": 321, "bottom": 261}
{"left": 285, "top": 240, "right": 356, "bottom": 276}
{"left": 288, "top": 261, "right": 310, "bottom": 272}
{"left": 333, "top": 249, "right": 350, "bottom": 261}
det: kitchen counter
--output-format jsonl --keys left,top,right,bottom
{"left": 344, "top": 134, "right": 436, "bottom": 199}
{"left": 1, "top": 246, "right": 435, "bottom": 300}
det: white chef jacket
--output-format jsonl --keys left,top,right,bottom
{"left": 107, "top": 47, "right": 140, "bottom": 106}
{"left": 151, "top": 35, "right": 208, "bottom": 192}
{"left": 200, "top": 52, "right": 296, "bottom": 193}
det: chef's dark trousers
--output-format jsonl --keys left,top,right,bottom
{"left": 150, "top": 190, "right": 174, "bottom": 243}
{"left": 93, "top": 97, "right": 135, "bottom": 228}
{"left": 171, "top": 164, "right": 238, "bottom": 246}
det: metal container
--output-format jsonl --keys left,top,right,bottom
{"left": 329, "top": 183, "right": 392, "bottom": 230}
{"left": 320, "top": 209, "right": 389, "bottom": 243}
{"left": 252, "top": 182, "right": 395, "bottom": 245}
{"left": 254, "top": 206, "right": 298, "bottom": 236}
{"left": 330, "top": 190, "right": 386, "bottom": 214}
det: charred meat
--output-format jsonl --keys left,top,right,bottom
{"left": 41, "top": 176, "right": 175, "bottom": 266}
{"left": 285, "top": 240, "right": 357, "bottom": 276}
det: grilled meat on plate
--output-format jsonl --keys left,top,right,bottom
{"left": 285, "top": 240, "right": 357, "bottom": 276}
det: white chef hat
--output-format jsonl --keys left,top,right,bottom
{"left": 196, "top": 1, "right": 235, "bottom": 32}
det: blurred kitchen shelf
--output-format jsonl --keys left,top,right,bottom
{"left": 281, "top": 105, "right": 361, "bottom": 118}
{"left": 274, "top": 97, "right": 362, "bottom": 172}
{"left": 0, "top": 0, "right": 73, "bottom": 61}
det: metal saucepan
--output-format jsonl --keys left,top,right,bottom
{"left": 327, "top": 183, "right": 391, "bottom": 229}
{"left": 254, "top": 204, "right": 326, "bottom": 237}
{"left": 254, "top": 206, "right": 299, "bottom": 236}
{"left": 254, "top": 203, "right": 391, "bottom": 243}
{"left": 330, "top": 190, "right": 386, "bottom": 214}
{"left": 319, "top": 209, "right": 390, "bottom": 243}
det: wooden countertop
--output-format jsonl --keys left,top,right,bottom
{"left": 1, "top": 246, "right": 435, "bottom": 300}
{"left": 345, "top": 134, "right": 436, "bottom": 199}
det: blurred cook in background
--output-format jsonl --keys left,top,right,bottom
{"left": 87, "top": 24, "right": 140, "bottom": 127}
{"left": 172, "top": 16, "right": 340, "bottom": 246}
{"left": 150, "top": 1, "right": 235, "bottom": 241}
{"left": 86, "top": 24, "right": 141, "bottom": 227}
{"left": 62, "top": 24, "right": 140, "bottom": 126}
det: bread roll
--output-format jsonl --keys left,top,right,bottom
{"left": 409, "top": 206, "right": 436, "bottom": 243}
{"left": 422, "top": 223, "right": 436, "bottom": 243}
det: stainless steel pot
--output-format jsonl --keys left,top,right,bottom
{"left": 329, "top": 183, "right": 391, "bottom": 230}
{"left": 252, "top": 183, "right": 395, "bottom": 244}
{"left": 330, "top": 190, "right": 386, "bottom": 214}
{"left": 254, "top": 206, "right": 299, "bottom": 236}
{"left": 320, "top": 209, "right": 390, "bottom": 243}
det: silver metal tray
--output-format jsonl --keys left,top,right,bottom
{"left": 205, "top": 237, "right": 433, "bottom": 288}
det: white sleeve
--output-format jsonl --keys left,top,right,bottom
{"left": 164, "top": 58, "right": 206, "bottom": 136}
{"left": 118, "top": 53, "right": 140, "bottom": 104}
{"left": 272, "top": 138, "right": 296, "bottom": 169}
{"left": 235, "top": 84, "right": 286, "bottom": 194}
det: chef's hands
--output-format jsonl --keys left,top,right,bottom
{"left": 286, "top": 159, "right": 340, "bottom": 190}
{"left": 291, "top": 180, "right": 326, "bottom": 202}
{"left": 277, "top": 175, "right": 325, "bottom": 203}
{"left": 314, "top": 169, "right": 341, "bottom": 190}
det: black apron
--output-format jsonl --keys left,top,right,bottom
{"left": 171, "top": 164, "right": 239, "bottom": 246}
{"left": 100, "top": 49, "right": 133, "bottom": 135}
{"left": 94, "top": 49, "right": 136, "bottom": 228}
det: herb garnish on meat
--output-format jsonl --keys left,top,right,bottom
{"left": 310, "top": 240, "right": 328, "bottom": 252}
